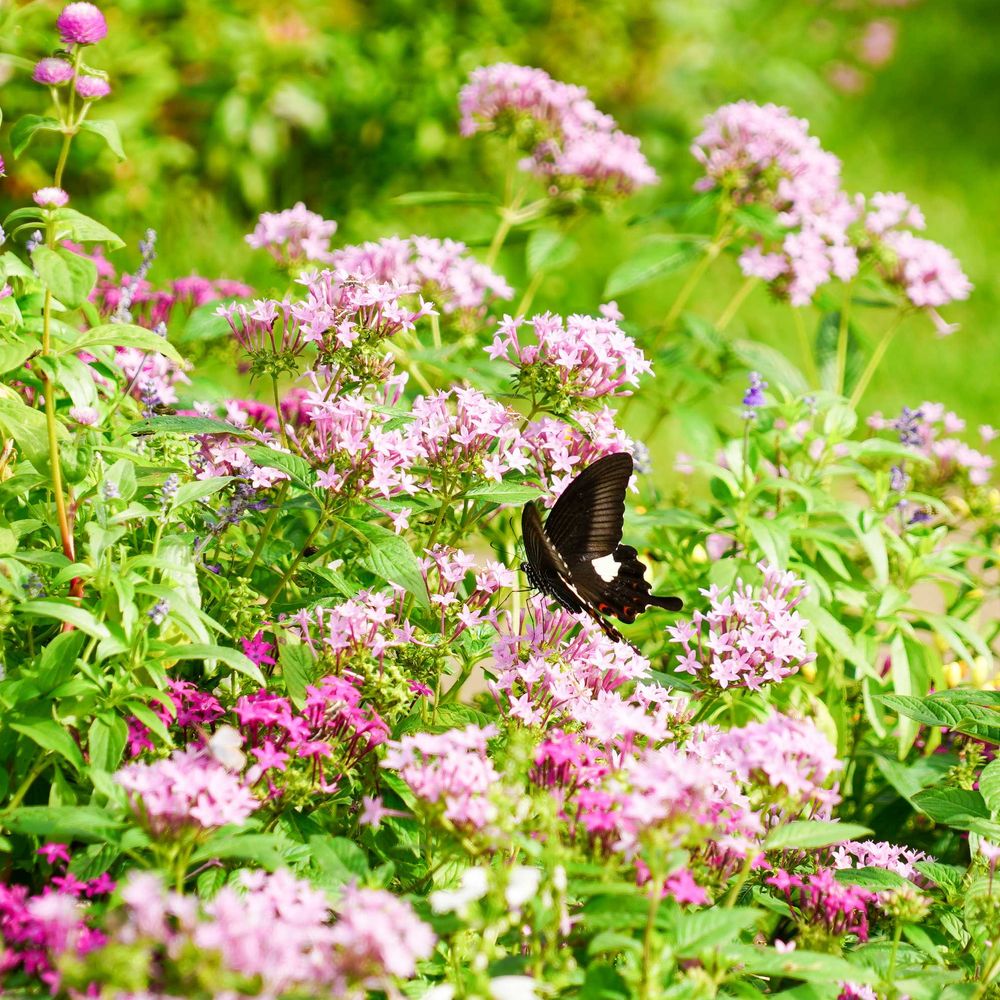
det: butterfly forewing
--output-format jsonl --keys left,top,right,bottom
{"left": 543, "top": 451, "right": 632, "bottom": 558}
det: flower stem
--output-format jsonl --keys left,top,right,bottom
{"left": 640, "top": 881, "right": 662, "bottom": 999}
{"left": 1, "top": 754, "right": 52, "bottom": 818}
{"left": 716, "top": 275, "right": 756, "bottom": 332}
{"left": 270, "top": 375, "right": 290, "bottom": 451}
{"left": 245, "top": 480, "right": 290, "bottom": 578}
{"left": 485, "top": 188, "right": 526, "bottom": 270}
{"left": 263, "top": 508, "right": 328, "bottom": 610}
{"left": 834, "top": 284, "right": 855, "bottom": 396}
{"left": 515, "top": 268, "right": 545, "bottom": 317}
{"left": 885, "top": 921, "right": 903, "bottom": 996}
{"left": 793, "top": 308, "right": 820, "bottom": 389}
{"left": 849, "top": 313, "right": 904, "bottom": 409}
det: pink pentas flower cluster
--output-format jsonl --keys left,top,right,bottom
{"left": 291, "top": 267, "right": 435, "bottom": 357}
{"left": 830, "top": 839, "right": 933, "bottom": 883}
{"left": 459, "top": 63, "right": 657, "bottom": 195}
{"left": 382, "top": 723, "right": 500, "bottom": 830}
{"left": 233, "top": 671, "right": 390, "bottom": 797}
{"left": 216, "top": 298, "right": 309, "bottom": 367}
{"left": 487, "top": 304, "right": 652, "bottom": 411}
{"left": 690, "top": 715, "right": 842, "bottom": 818}
{"left": 114, "top": 746, "right": 259, "bottom": 833}
{"left": 246, "top": 201, "right": 339, "bottom": 267}
{"left": 105, "top": 869, "right": 434, "bottom": 996}
{"left": 692, "top": 100, "right": 860, "bottom": 305}
{"left": 667, "top": 562, "right": 815, "bottom": 690}
{"left": 521, "top": 406, "right": 643, "bottom": 502}
{"left": 490, "top": 597, "right": 687, "bottom": 751}
{"left": 419, "top": 544, "right": 517, "bottom": 633}
{"left": 331, "top": 235, "right": 514, "bottom": 317}
{"left": 767, "top": 866, "right": 879, "bottom": 942}
{"left": 868, "top": 401, "right": 994, "bottom": 486}
{"left": 126, "top": 678, "right": 224, "bottom": 757}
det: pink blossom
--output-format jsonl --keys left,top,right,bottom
{"left": 246, "top": 201, "right": 338, "bottom": 266}
{"left": 57, "top": 2, "right": 107, "bottom": 45}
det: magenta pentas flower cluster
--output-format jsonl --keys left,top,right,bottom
{"left": 667, "top": 562, "right": 814, "bottom": 690}
{"left": 693, "top": 101, "right": 859, "bottom": 305}
{"left": 459, "top": 62, "right": 657, "bottom": 195}
{"left": 246, "top": 201, "right": 339, "bottom": 267}
{"left": 98, "top": 870, "right": 434, "bottom": 997}
{"left": 0, "top": 877, "right": 110, "bottom": 992}
{"left": 488, "top": 303, "right": 652, "bottom": 414}
{"left": 331, "top": 235, "right": 514, "bottom": 318}
{"left": 868, "top": 401, "right": 994, "bottom": 486}
{"left": 382, "top": 723, "right": 500, "bottom": 830}
{"left": 767, "top": 867, "right": 879, "bottom": 942}
{"left": 114, "top": 747, "right": 259, "bottom": 834}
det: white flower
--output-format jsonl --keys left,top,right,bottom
{"left": 429, "top": 866, "right": 489, "bottom": 915}
{"left": 489, "top": 976, "right": 540, "bottom": 1000}
{"left": 505, "top": 866, "right": 541, "bottom": 908}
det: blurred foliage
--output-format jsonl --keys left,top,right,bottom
{"left": 1, "top": 0, "right": 996, "bottom": 425}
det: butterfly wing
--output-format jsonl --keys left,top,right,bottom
{"left": 521, "top": 501, "right": 585, "bottom": 616}
{"left": 544, "top": 452, "right": 633, "bottom": 558}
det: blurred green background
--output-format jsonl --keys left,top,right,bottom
{"left": 1, "top": 0, "right": 996, "bottom": 426}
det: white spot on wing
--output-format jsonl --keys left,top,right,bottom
{"left": 591, "top": 554, "right": 620, "bottom": 583}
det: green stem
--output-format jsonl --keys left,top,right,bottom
{"left": 263, "top": 508, "right": 328, "bottom": 611}
{"left": 245, "top": 480, "right": 290, "bottom": 578}
{"left": 2, "top": 754, "right": 52, "bottom": 817}
{"left": 515, "top": 268, "right": 545, "bottom": 317}
{"left": 640, "top": 881, "right": 662, "bottom": 999}
{"left": 430, "top": 312, "right": 442, "bottom": 350}
{"left": 793, "top": 308, "right": 820, "bottom": 389}
{"left": 834, "top": 285, "right": 854, "bottom": 396}
{"left": 849, "top": 313, "right": 904, "bottom": 409}
{"left": 271, "top": 375, "right": 290, "bottom": 451}
{"left": 716, "top": 275, "right": 756, "bottom": 332}
{"left": 885, "top": 921, "right": 903, "bottom": 997}
{"left": 484, "top": 188, "right": 526, "bottom": 270}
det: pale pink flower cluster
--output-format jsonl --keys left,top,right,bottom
{"left": 110, "top": 869, "right": 433, "bottom": 996}
{"left": 690, "top": 714, "right": 842, "bottom": 817}
{"left": 860, "top": 192, "right": 971, "bottom": 325}
{"left": 116, "top": 347, "right": 190, "bottom": 410}
{"left": 488, "top": 304, "right": 651, "bottom": 407}
{"left": 331, "top": 235, "right": 513, "bottom": 315}
{"left": 114, "top": 747, "right": 259, "bottom": 834}
{"left": 521, "top": 407, "right": 642, "bottom": 503}
{"left": 667, "top": 562, "right": 815, "bottom": 690}
{"left": 489, "top": 597, "right": 689, "bottom": 751}
{"left": 419, "top": 544, "right": 517, "bottom": 632}
{"left": 692, "top": 100, "right": 860, "bottom": 305}
{"left": 868, "top": 402, "right": 994, "bottom": 486}
{"left": 830, "top": 839, "right": 933, "bottom": 883}
{"left": 246, "top": 202, "right": 339, "bottom": 266}
{"left": 382, "top": 724, "right": 500, "bottom": 829}
{"left": 302, "top": 378, "right": 529, "bottom": 499}
{"left": 291, "top": 267, "right": 436, "bottom": 355}
{"left": 459, "top": 63, "right": 657, "bottom": 195}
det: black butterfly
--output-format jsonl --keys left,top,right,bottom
{"left": 520, "top": 452, "right": 682, "bottom": 647}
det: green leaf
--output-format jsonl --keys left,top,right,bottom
{"left": 170, "top": 476, "right": 234, "bottom": 509}
{"left": 3, "top": 805, "right": 122, "bottom": 842}
{"left": 668, "top": 907, "right": 760, "bottom": 957}
{"left": 891, "top": 633, "right": 919, "bottom": 758}
{"left": 746, "top": 516, "right": 790, "bottom": 569}
{"left": 603, "top": 236, "right": 701, "bottom": 297}
{"left": 78, "top": 119, "right": 126, "bottom": 159}
{"left": 882, "top": 694, "right": 1000, "bottom": 742}
{"left": 10, "top": 114, "right": 63, "bottom": 158}
{"left": 127, "top": 415, "right": 253, "bottom": 438}
{"left": 979, "top": 759, "right": 1000, "bottom": 816}
{"left": 309, "top": 835, "right": 370, "bottom": 887}
{"left": 179, "top": 299, "right": 243, "bottom": 342}
{"left": 764, "top": 820, "right": 872, "bottom": 851}
{"left": 815, "top": 311, "right": 864, "bottom": 394}
{"left": 279, "top": 640, "right": 314, "bottom": 710}
{"left": 17, "top": 599, "right": 110, "bottom": 639}
{"left": 726, "top": 944, "right": 877, "bottom": 986}
{"left": 732, "top": 339, "right": 809, "bottom": 394}
{"left": 834, "top": 866, "right": 909, "bottom": 891}
{"left": 50, "top": 207, "right": 124, "bottom": 248}
{"left": 911, "top": 787, "right": 989, "bottom": 824}
{"left": 391, "top": 190, "right": 498, "bottom": 206}
{"left": 10, "top": 716, "right": 84, "bottom": 771}
{"left": 88, "top": 713, "right": 127, "bottom": 772}
{"left": 0, "top": 335, "right": 40, "bottom": 376}
{"left": 245, "top": 445, "right": 314, "bottom": 488}
{"left": 163, "top": 643, "right": 265, "bottom": 685}
{"left": 342, "top": 518, "right": 428, "bottom": 607}
{"left": 31, "top": 246, "right": 98, "bottom": 309}
{"left": 461, "top": 480, "right": 545, "bottom": 505}
{"left": 191, "top": 831, "right": 288, "bottom": 870}
{"left": 70, "top": 323, "right": 184, "bottom": 363}
{"left": 526, "top": 227, "right": 579, "bottom": 274}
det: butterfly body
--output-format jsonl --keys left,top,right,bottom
{"left": 520, "top": 452, "right": 682, "bottom": 647}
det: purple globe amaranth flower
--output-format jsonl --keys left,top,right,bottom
{"left": 57, "top": 2, "right": 108, "bottom": 45}
{"left": 75, "top": 74, "right": 110, "bottom": 100}
{"left": 33, "top": 57, "right": 75, "bottom": 85}
{"left": 32, "top": 187, "right": 69, "bottom": 208}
